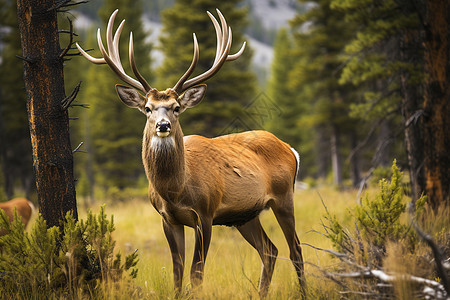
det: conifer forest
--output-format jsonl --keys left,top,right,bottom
{"left": 0, "top": 0, "right": 449, "bottom": 298}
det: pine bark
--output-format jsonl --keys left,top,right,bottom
{"left": 403, "top": 0, "right": 450, "bottom": 208}
{"left": 420, "top": 0, "right": 450, "bottom": 208}
{"left": 16, "top": 0, "right": 78, "bottom": 227}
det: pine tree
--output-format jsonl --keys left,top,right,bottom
{"left": 265, "top": 28, "right": 297, "bottom": 144}
{"left": 17, "top": 0, "right": 79, "bottom": 226}
{"left": 289, "top": 0, "right": 359, "bottom": 185}
{"left": 410, "top": 0, "right": 450, "bottom": 207}
{"left": 264, "top": 28, "right": 314, "bottom": 177}
{"left": 158, "top": 0, "right": 257, "bottom": 137}
{"left": 78, "top": 0, "right": 153, "bottom": 198}
{"left": 331, "top": 0, "right": 417, "bottom": 169}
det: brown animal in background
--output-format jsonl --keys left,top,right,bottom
{"left": 0, "top": 198, "right": 35, "bottom": 230}
{"left": 76, "top": 9, "right": 305, "bottom": 297}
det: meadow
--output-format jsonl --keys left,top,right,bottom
{"left": 79, "top": 186, "right": 360, "bottom": 299}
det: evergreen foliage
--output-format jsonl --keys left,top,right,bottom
{"left": 0, "top": 0, "right": 33, "bottom": 197}
{"left": 330, "top": 0, "right": 420, "bottom": 164}
{"left": 76, "top": 0, "right": 153, "bottom": 199}
{"left": 158, "top": 0, "right": 257, "bottom": 137}
{"left": 323, "top": 160, "right": 421, "bottom": 263}
{"left": 265, "top": 28, "right": 300, "bottom": 148}
{"left": 354, "top": 160, "right": 411, "bottom": 248}
{"left": 331, "top": 0, "right": 422, "bottom": 113}
{"left": 0, "top": 206, "right": 138, "bottom": 299}
{"left": 319, "top": 160, "right": 447, "bottom": 298}
{"left": 288, "top": 0, "right": 360, "bottom": 182}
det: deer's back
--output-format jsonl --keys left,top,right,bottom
{"left": 183, "top": 131, "right": 298, "bottom": 225}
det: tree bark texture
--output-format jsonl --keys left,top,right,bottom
{"left": 420, "top": 0, "right": 450, "bottom": 208}
{"left": 16, "top": 0, "right": 78, "bottom": 227}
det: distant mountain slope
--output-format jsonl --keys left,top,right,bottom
{"left": 71, "top": 0, "right": 302, "bottom": 85}
{"left": 248, "top": 0, "right": 297, "bottom": 30}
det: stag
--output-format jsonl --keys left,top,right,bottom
{"left": 0, "top": 198, "right": 35, "bottom": 235}
{"left": 77, "top": 9, "right": 305, "bottom": 297}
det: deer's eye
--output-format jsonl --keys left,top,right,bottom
{"left": 145, "top": 107, "right": 151, "bottom": 113}
{"left": 174, "top": 106, "right": 180, "bottom": 113}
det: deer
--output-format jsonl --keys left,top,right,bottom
{"left": 0, "top": 198, "right": 35, "bottom": 235}
{"left": 76, "top": 9, "right": 305, "bottom": 298}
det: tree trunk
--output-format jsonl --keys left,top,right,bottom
{"left": 349, "top": 130, "right": 361, "bottom": 188}
{"left": 315, "top": 127, "right": 329, "bottom": 178}
{"left": 420, "top": 0, "right": 450, "bottom": 208}
{"left": 400, "top": 24, "right": 426, "bottom": 205}
{"left": 376, "top": 120, "right": 391, "bottom": 167}
{"left": 16, "top": 0, "right": 78, "bottom": 227}
{"left": 331, "top": 124, "right": 343, "bottom": 187}
{"left": 404, "top": 0, "right": 450, "bottom": 208}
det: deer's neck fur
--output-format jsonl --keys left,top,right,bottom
{"left": 142, "top": 121, "right": 186, "bottom": 201}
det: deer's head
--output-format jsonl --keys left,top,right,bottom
{"left": 76, "top": 9, "right": 245, "bottom": 140}
{"left": 115, "top": 85, "right": 206, "bottom": 138}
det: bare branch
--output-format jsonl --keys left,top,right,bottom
{"left": 58, "top": 30, "right": 78, "bottom": 36}
{"left": 47, "top": 0, "right": 87, "bottom": 12}
{"left": 411, "top": 220, "right": 450, "bottom": 296}
{"left": 61, "top": 81, "right": 82, "bottom": 110}
{"left": 59, "top": 18, "right": 74, "bottom": 59}
{"left": 15, "top": 55, "right": 35, "bottom": 64}
{"left": 72, "top": 142, "right": 87, "bottom": 154}
{"left": 70, "top": 103, "right": 90, "bottom": 109}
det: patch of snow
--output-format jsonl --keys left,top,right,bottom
{"left": 248, "top": 0, "right": 297, "bottom": 29}
{"left": 72, "top": 13, "right": 94, "bottom": 31}
{"left": 142, "top": 16, "right": 164, "bottom": 67}
{"left": 248, "top": 36, "right": 273, "bottom": 67}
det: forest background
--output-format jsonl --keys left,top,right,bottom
{"left": 0, "top": 0, "right": 449, "bottom": 298}
{"left": 0, "top": 0, "right": 448, "bottom": 208}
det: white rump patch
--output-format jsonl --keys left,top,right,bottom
{"left": 291, "top": 147, "right": 300, "bottom": 177}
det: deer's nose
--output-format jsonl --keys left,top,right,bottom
{"left": 156, "top": 121, "right": 171, "bottom": 137}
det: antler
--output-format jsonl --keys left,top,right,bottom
{"left": 75, "top": 9, "right": 152, "bottom": 93}
{"left": 172, "top": 9, "right": 246, "bottom": 95}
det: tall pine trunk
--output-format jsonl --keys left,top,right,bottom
{"left": 349, "top": 130, "right": 361, "bottom": 188}
{"left": 403, "top": 0, "right": 450, "bottom": 208}
{"left": 330, "top": 124, "right": 343, "bottom": 187}
{"left": 420, "top": 0, "right": 450, "bottom": 208}
{"left": 400, "top": 27, "right": 425, "bottom": 205}
{"left": 16, "top": 0, "right": 78, "bottom": 227}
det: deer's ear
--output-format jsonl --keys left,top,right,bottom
{"left": 115, "top": 84, "right": 146, "bottom": 108}
{"left": 179, "top": 84, "right": 206, "bottom": 110}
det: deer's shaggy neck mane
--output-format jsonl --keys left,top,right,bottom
{"left": 142, "top": 122, "right": 185, "bottom": 201}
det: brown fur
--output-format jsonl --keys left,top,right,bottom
{"left": 78, "top": 10, "right": 305, "bottom": 296}
{"left": 0, "top": 198, "right": 35, "bottom": 235}
{"left": 136, "top": 89, "right": 305, "bottom": 297}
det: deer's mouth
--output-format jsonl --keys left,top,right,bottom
{"left": 156, "top": 121, "right": 171, "bottom": 137}
{"left": 156, "top": 130, "right": 170, "bottom": 137}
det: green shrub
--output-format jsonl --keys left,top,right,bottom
{"left": 320, "top": 160, "right": 441, "bottom": 298}
{"left": 0, "top": 205, "right": 138, "bottom": 299}
{"left": 355, "top": 160, "right": 412, "bottom": 250}
{"left": 324, "top": 161, "right": 413, "bottom": 262}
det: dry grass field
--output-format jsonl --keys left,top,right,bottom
{"left": 78, "top": 186, "right": 360, "bottom": 299}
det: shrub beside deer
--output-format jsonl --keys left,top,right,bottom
{"left": 77, "top": 9, "right": 305, "bottom": 297}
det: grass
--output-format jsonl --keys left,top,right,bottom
{"left": 78, "top": 186, "right": 359, "bottom": 299}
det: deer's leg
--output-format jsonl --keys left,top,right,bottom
{"left": 162, "top": 219, "right": 185, "bottom": 294}
{"left": 272, "top": 198, "right": 306, "bottom": 297}
{"left": 237, "top": 217, "right": 278, "bottom": 298}
{"left": 190, "top": 217, "right": 212, "bottom": 289}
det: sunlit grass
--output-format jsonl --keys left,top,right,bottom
{"left": 77, "top": 186, "right": 361, "bottom": 299}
